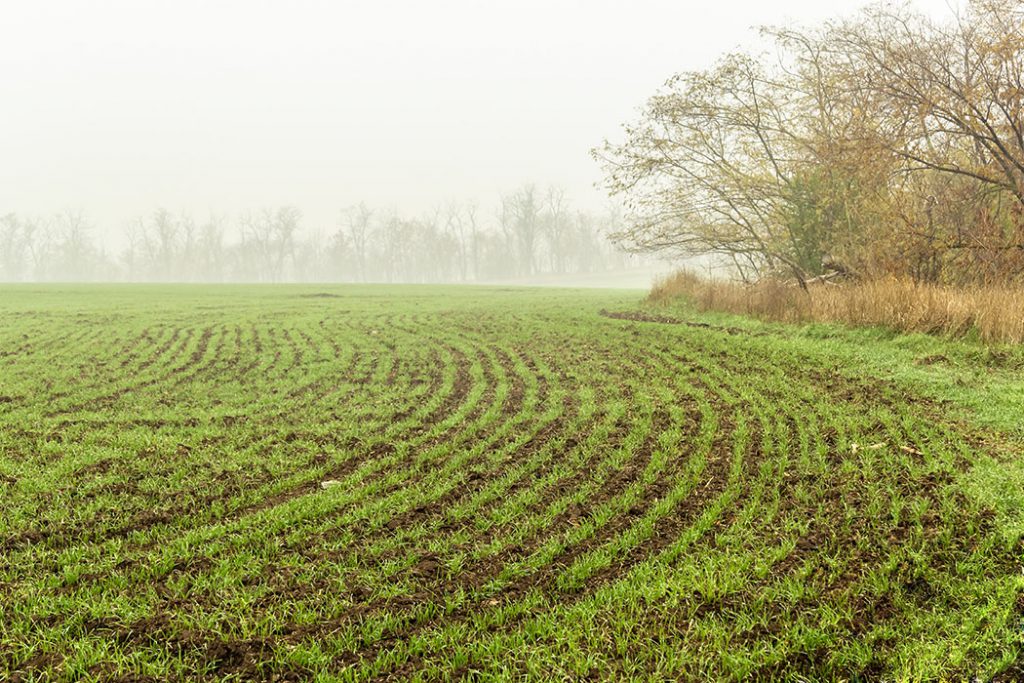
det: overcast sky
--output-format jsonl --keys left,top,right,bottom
{"left": 2, "top": 0, "right": 960, "bottom": 242}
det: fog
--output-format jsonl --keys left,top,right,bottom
{"left": 1, "top": 0, "right": 960, "bottom": 283}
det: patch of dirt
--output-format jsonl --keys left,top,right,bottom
{"left": 916, "top": 354, "right": 950, "bottom": 366}
{"left": 76, "top": 458, "right": 114, "bottom": 477}
{"left": 83, "top": 614, "right": 311, "bottom": 682}
{"left": 599, "top": 309, "right": 751, "bottom": 335}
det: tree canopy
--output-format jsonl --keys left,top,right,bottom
{"left": 598, "top": 0, "right": 1024, "bottom": 285}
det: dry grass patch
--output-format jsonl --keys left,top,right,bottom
{"left": 650, "top": 271, "right": 1024, "bottom": 343}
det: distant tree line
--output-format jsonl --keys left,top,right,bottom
{"left": 0, "top": 186, "right": 647, "bottom": 282}
{"left": 598, "top": 0, "right": 1024, "bottom": 286}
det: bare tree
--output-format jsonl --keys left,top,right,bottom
{"left": 543, "top": 187, "right": 570, "bottom": 274}
{"left": 343, "top": 203, "right": 373, "bottom": 282}
{"left": 831, "top": 1, "right": 1024, "bottom": 205}
{"left": 444, "top": 202, "right": 470, "bottom": 282}
{"left": 197, "top": 214, "right": 227, "bottom": 281}
{"left": 0, "top": 214, "right": 28, "bottom": 281}
{"left": 500, "top": 186, "right": 543, "bottom": 276}
{"left": 55, "top": 209, "right": 98, "bottom": 281}
{"left": 596, "top": 52, "right": 819, "bottom": 283}
{"left": 23, "top": 216, "right": 55, "bottom": 281}
{"left": 272, "top": 206, "right": 301, "bottom": 280}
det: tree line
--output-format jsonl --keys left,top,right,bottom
{"left": 0, "top": 186, "right": 644, "bottom": 283}
{"left": 598, "top": 0, "right": 1024, "bottom": 286}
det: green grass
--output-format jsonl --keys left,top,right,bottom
{"left": 0, "top": 284, "right": 1021, "bottom": 682}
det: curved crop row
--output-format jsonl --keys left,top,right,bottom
{"left": 0, "top": 286, "right": 1019, "bottom": 682}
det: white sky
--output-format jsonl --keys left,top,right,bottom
{"left": 1, "top": 0, "right": 961, "bottom": 242}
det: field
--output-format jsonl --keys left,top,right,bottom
{"left": 1, "top": 285, "right": 1022, "bottom": 682}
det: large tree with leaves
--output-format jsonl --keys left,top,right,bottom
{"left": 598, "top": 0, "right": 1024, "bottom": 285}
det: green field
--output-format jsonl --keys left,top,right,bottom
{"left": 1, "top": 285, "right": 1022, "bottom": 682}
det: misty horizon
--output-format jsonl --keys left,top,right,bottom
{"left": 2, "top": 0, "right": 961, "bottom": 246}
{"left": 0, "top": 187, "right": 680, "bottom": 285}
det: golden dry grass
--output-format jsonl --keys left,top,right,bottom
{"left": 650, "top": 271, "right": 1024, "bottom": 344}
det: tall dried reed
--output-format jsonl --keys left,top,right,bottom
{"left": 650, "top": 271, "right": 1024, "bottom": 344}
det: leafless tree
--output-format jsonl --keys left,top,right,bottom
{"left": 500, "top": 185, "right": 543, "bottom": 276}
{"left": 343, "top": 203, "right": 373, "bottom": 282}
{"left": 0, "top": 214, "right": 28, "bottom": 281}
